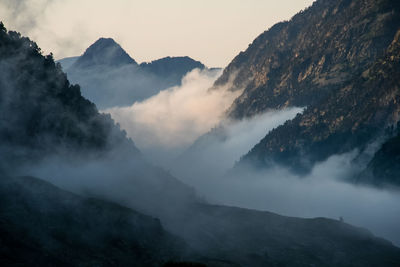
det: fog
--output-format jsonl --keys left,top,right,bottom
{"left": 66, "top": 64, "right": 172, "bottom": 109}
{"left": 105, "top": 68, "right": 242, "bottom": 163}
{"left": 1, "top": 25, "right": 399, "bottom": 251}
{"left": 183, "top": 150, "right": 400, "bottom": 246}
{"left": 2, "top": 11, "right": 399, "bottom": 265}
{"left": 172, "top": 108, "right": 303, "bottom": 179}
{"left": 99, "top": 67, "right": 400, "bottom": 246}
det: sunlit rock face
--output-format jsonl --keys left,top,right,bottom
{"left": 215, "top": 0, "right": 400, "bottom": 178}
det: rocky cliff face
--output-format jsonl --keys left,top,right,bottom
{"left": 216, "top": 0, "right": 400, "bottom": 119}
{"left": 215, "top": 0, "right": 400, "bottom": 175}
{"left": 240, "top": 28, "right": 400, "bottom": 172}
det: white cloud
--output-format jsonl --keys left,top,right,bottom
{"left": 105, "top": 68, "right": 241, "bottom": 151}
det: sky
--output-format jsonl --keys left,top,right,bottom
{"left": 0, "top": 0, "right": 314, "bottom": 67}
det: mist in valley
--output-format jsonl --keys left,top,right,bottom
{"left": 1, "top": 1, "right": 400, "bottom": 265}
{"left": 97, "top": 69, "right": 400, "bottom": 246}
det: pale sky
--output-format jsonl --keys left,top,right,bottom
{"left": 0, "top": 0, "right": 314, "bottom": 67}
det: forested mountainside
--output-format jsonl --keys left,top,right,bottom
{"left": 1, "top": 21, "right": 400, "bottom": 267}
{"left": 61, "top": 38, "right": 206, "bottom": 109}
{"left": 214, "top": 0, "right": 400, "bottom": 176}
{"left": 0, "top": 24, "right": 135, "bottom": 169}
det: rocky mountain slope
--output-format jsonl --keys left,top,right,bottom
{"left": 217, "top": 0, "right": 400, "bottom": 118}
{"left": 61, "top": 38, "right": 206, "bottom": 109}
{"left": 1, "top": 21, "right": 400, "bottom": 266}
{"left": 241, "top": 28, "right": 400, "bottom": 173}
{"left": 213, "top": 0, "right": 400, "bottom": 176}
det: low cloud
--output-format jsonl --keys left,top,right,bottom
{"left": 105, "top": 68, "right": 241, "bottom": 153}
{"left": 179, "top": 148, "right": 400, "bottom": 246}
{"left": 172, "top": 108, "right": 303, "bottom": 180}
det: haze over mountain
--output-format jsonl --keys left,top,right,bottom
{"left": 59, "top": 38, "right": 207, "bottom": 109}
{"left": 97, "top": 0, "right": 400, "bottom": 247}
{"left": 1, "top": 16, "right": 400, "bottom": 266}
{"left": 2, "top": 0, "right": 400, "bottom": 265}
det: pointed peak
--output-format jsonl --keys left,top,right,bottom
{"left": 73, "top": 37, "right": 137, "bottom": 69}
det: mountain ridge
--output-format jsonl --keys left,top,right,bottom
{"left": 211, "top": 0, "right": 400, "bottom": 179}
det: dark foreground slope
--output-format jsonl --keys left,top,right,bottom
{"left": 1, "top": 175, "right": 399, "bottom": 267}
{"left": 171, "top": 204, "right": 400, "bottom": 267}
{"left": 0, "top": 175, "right": 186, "bottom": 267}
{"left": 1, "top": 22, "right": 400, "bottom": 267}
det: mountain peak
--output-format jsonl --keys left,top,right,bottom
{"left": 73, "top": 37, "right": 137, "bottom": 68}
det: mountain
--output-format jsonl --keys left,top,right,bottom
{"left": 0, "top": 21, "right": 197, "bottom": 223}
{"left": 60, "top": 39, "right": 207, "bottom": 109}
{"left": 0, "top": 175, "right": 187, "bottom": 267}
{"left": 72, "top": 37, "right": 137, "bottom": 69}
{"left": 140, "top": 56, "right": 206, "bottom": 85}
{"left": 213, "top": 0, "right": 400, "bottom": 176}
{"left": 242, "top": 27, "right": 400, "bottom": 173}
{"left": 56, "top": 56, "right": 78, "bottom": 70}
{"left": 0, "top": 31, "right": 135, "bottom": 170}
{"left": 171, "top": 204, "right": 400, "bottom": 267}
{"left": 216, "top": 0, "right": 400, "bottom": 118}
{"left": 1, "top": 20, "right": 400, "bottom": 267}
{"left": 357, "top": 124, "right": 400, "bottom": 187}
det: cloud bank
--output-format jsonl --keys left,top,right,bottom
{"left": 105, "top": 68, "right": 241, "bottom": 153}
{"left": 176, "top": 146, "right": 400, "bottom": 246}
{"left": 172, "top": 108, "right": 303, "bottom": 180}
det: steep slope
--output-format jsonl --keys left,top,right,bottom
{"left": 212, "top": 0, "right": 400, "bottom": 174}
{"left": 0, "top": 27, "right": 134, "bottom": 170}
{"left": 62, "top": 39, "right": 206, "bottom": 109}
{"left": 357, "top": 125, "right": 400, "bottom": 187}
{"left": 216, "top": 0, "right": 400, "bottom": 119}
{"left": 240, "top": 29, "right": 400, "bottom": 172}
{"left": 0, "top": 175, "right": 186, "bottom": 267}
